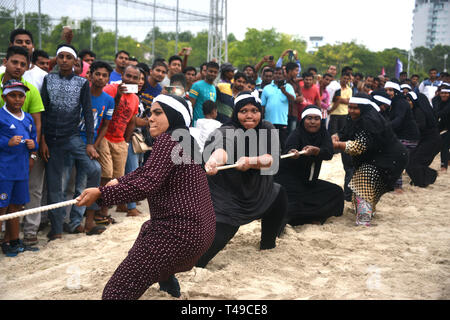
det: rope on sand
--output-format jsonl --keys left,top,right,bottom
{"left": 0, "top": 152, "right": 307, "bottom": 222}
{"left": 0, "top": 199, "right": 78, "bottom": 222}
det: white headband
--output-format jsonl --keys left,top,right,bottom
{"left": 56, "top": 46, "right": 77, "bottom": 59}
{"left": 373, "top": 95, "right": 392, "bottom": 106}
{"left": 385, "top": 81, "right": 401, "bottom": 92}
{"left": 442, "top": 89, "right": 450, "bottom": 93}
{"left": 234, "top": 92, "right": 262, "bottom": 106}
{"left": 400, "top": 84, "right": 412, "bottom": 91}
{"left": 301, "top": 108, "right": 322, "bottom": 119}
{"left": 349, "top": 97, "right": 372, "bottom": 105}
{"left": 369, "top": 101, "right": 381, "bottom": 112}
{"left": 407, "top": 91, "right": 418, "bottom": 100}
{"left": 153, "top": 95, "right": 192, "bottom": 127}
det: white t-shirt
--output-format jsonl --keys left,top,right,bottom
{"left": 160, "top": 76, "right": 170, "bottom": 89}
{"left": 23, "top": 65, "right": 48, "bottom": 92}
{"left": 193, "top": 118, "right": 222, "bottom": 152}
{"left": 326, "top": 80, "right": 340, "bottom": 103}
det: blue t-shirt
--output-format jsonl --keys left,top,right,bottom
{"left": 79, "top": 92, "right": 115, "bottom": 144}
{"left": 0, "top": 106, "right": 37, "bottom": 180}
{"left": 261, "top": 82, "right": 295, "bottom": 126}
{"left": 189, "top": 80, "right": 216, "bottom": 122}
{"left": 109, "top": 70, "right": 122, "bottom": 84}
{"left": 140, "top": 83, "right": 162, "bottom": 108}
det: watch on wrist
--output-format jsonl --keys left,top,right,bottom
{"left": 30, "top": 154, "right": 37, "bottom": 160}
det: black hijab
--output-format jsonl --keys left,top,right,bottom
{"left": 287, "top": 105, "right": 330, "bottom": 151}
{"left": 406, "top": 91, "right": 438, "bottom": 130}
{"left": 153, "top": 94, "right": 200, "bottom": 159}
{"left": 339, "top": 93, "right": 394, "bottom": 144}
{"left": 280, "top": 105, "right": 333, "bottom": 184}
{"left": 227, "top": 90, "right": 263, "bottom": 130}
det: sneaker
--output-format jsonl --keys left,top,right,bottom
{"left": 18, "top": 239, "right": 39, "bottom": 252}
{"left": 1, "top": 242, "right": 22, "bottom": 257}
{"left": 356, "top": 212, "right": 371, "bottom": 226}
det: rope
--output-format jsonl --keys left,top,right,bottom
{"left": 215, "top": 151, "right": 306, "bottom": 171}
{"left": 0, "top": 152, "right": 307, "bottom": 222}
{"left": 0, "top": 199, "right": 78, "bottom": 222}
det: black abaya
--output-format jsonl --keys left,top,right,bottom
{"left": 275, "top": 106, "right": 344, "bottom": 226}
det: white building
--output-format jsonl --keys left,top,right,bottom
{"left": 308, "top": 36, "right": 324, "bottom": 53}
{"left": 411, "top": 0, "right": 450, "bottom": 49}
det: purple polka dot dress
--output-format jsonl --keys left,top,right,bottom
{"left": 99, "top": 133, "right": 216, "bottom": 300}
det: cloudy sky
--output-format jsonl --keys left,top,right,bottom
{"left": 38, "top": 0, "right": 415, "bottom": 52}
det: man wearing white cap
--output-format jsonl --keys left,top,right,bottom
{"left": 40, "top": 44, "right": 101, "bottom": 240}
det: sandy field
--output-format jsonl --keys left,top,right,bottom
{"left": 0, "top": 154, "right": 449, "bottom": 300}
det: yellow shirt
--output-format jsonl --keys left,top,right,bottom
{"left": 331, "top": 86, "right": 352, "bottom": 116}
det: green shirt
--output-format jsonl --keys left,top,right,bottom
{"left": 0, "top": 73, "right": 45, "bottom": 114}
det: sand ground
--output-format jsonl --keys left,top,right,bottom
{"left": 0, "top": 154, "right": 449, "bottom": 300}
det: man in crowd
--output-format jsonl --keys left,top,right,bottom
{"left": 32, "top": 50, "right": 50, "bottom": 73}
{"left": 410, "top": 74, "right": 420, "bottom": 94}
{"left": 160, "top": 55, "right": 183, "bottom": 88}
{"left": 183, "top": 66, "right": 197, "bottom": 92}
{"left": 285, "top": 62, "right": 304, "bottom": 133}
{"left": 257, "top": 67, "right": 274, "bottom": 96}
{"left": 419, "top": 68, "right": 442, "bottom": 103}
{"left": 189, "top": 61, "right": 219, "bottom": 123}
{"left": 0, "top": 45, "right": 45, "bottom": 246}
{"left": 300, "top": 72, "right": 321, "bottom": 114}
{"left": 40, "top": 44, "right": 100, "bottom": 240}
{"left": 261, "top": 66, "right": 296, "bottom": 149}
{"left": 109, "top": 50, "right": 130, "bottom": 83}
{"left": 79, "top": 49, "right": 96, "bottom": 66}
{"left": 98, "top": 65, "right": 141, "bottom": 220}
{"left": 140, "top": 60, "right": 167, "bottom": 108}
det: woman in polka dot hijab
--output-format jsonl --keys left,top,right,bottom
{"left": 77, "top": 94, "right": 216, "bottom": 299}
{"left": 332, "top": 93, "right": 408, "bottom": 226}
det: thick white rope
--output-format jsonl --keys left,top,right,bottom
{"left": 216, "top": 151, "right": 306, "bottom": 171}
{"left": 0, "top": 152, "right": 307, "bottom": 222}
{"left": 0, "top": 199, "right": 78, "bottom": 222}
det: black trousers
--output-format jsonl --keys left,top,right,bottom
{"left": 195, "top": 187, "right": 288, "bottom": 268}
{"left": 274, "top": 124, "right": 288, "bottom": 151}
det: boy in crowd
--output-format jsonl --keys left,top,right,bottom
{"left": 64, "top": 61, "right": 115, "bottom": 235}
{"left": 0, "top": 80, "right": 38, "bottom": 256}
{"left": 189, "top": 61, "right": 219, "bottom": 124}
{"left": 0, "top": 46, "right": 45, "bottom": 246}
{"left": 183, "top": 66, "right": 197, "bottom": 92}
{"left": 97, "top": 65, "right": 140, "bottom": 221}
{"left": 40, "top": 44, "right": 100, "bottom": 240}
{"left": 195, "top": 100, "right": 222, "bottom": 152}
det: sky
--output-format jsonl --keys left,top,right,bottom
{"left": 35, "top": 0, "right": 416, "bottom": 52}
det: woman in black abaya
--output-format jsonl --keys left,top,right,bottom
{"left": 405, "top": 91, "right": 441, "bottom": 187}
{"left": 275, "top": 105, "right": 344, "bottom": 226}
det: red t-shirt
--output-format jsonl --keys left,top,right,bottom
{"left": 103, "top": 84, "right": 139, "bottom": 143}
{"left": 299, "top": 83, "right": 321, "bottom": 118}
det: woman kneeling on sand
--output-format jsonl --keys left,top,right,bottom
{"left": 76, "top": 95, "right": 216, "bottom": 299}
{"left": 332, "top": 93, "right": 408, "bottom": 226}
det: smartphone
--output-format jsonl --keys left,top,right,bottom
{"left": 166, "top": 86, "right": 185, "bottom": 97}
{"left": 288, "top": 50, "right": 294, "bottom": 61}
{"left": 123, "top": 84, "right": 138, "bottom": 94}
{"left": 269, "top": 56, "right": 274, "bottom": 61}
{"left": 276, "top": 80, "right": 286, "bottom": 88}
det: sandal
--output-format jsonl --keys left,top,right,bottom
{"left": 86, "top": 225, "right": 106, "bottom": 236}
{"left": 94, "top": 215, "right": 116, "bottom": 226}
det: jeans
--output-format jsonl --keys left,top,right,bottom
{"left": 63, "top": 153, "right": 101, "bottom": 232}
{"left": 46, "top": 135, "right": 101, "bottom": 236}
{"left": 125, "top": 142, "right": 139, "bottom": 210}
{"left": 23, "top": 153, "right": 46, "bottom": 237}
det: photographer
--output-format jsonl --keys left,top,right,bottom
{"left": 261, "top": 67, "right": 296, "bottom": 149}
